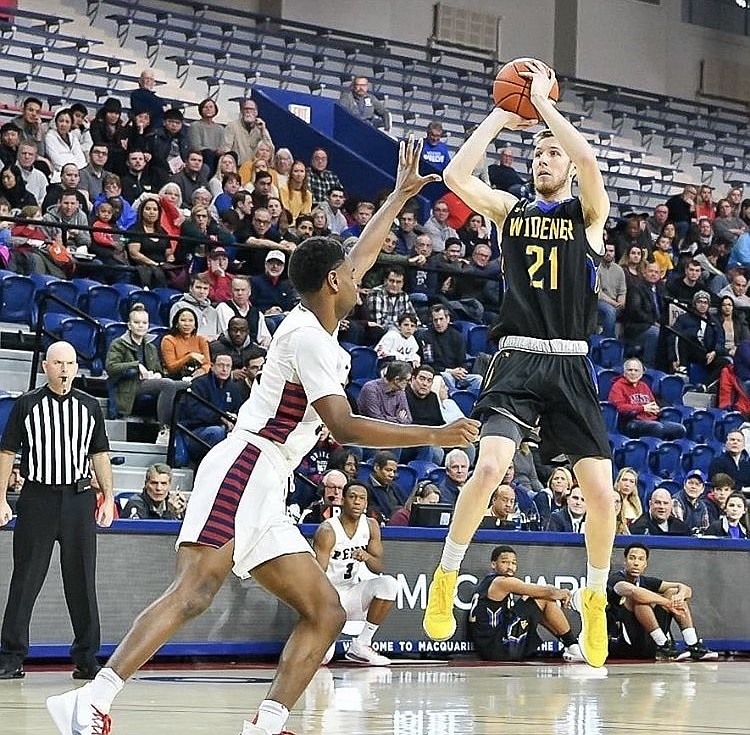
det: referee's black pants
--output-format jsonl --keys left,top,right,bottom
{"left": 0, "top": 482, "right": 100, "bottom": 668}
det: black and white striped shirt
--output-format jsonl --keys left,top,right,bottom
{"left": 1, "top": 386, "right": 109, "bottom": 485}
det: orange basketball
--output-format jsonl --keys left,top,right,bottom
{"left": 492, "top": 58, "right": 559, "bottom": 120}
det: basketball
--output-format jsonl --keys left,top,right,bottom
{"left": 492, "top": 58, "right": 559, "bottom": 120}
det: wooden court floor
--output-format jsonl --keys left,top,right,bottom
{"left": 2, "top": 659, "right": 747, "bottom": 734}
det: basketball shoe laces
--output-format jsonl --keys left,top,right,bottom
{"left": 91, "top": 706, "right": 112, "bottom": 735}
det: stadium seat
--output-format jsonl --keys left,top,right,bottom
{"left": 265, "top": 312, "right": 286, "bottom": 334}
{"left": 115, "top": 492, "right": 136, "bottom": 511}
{"left": 71, "top": 278, "right": 102, "bottom": 308}
{"left": 46, "top": 279, "right": 80, "bottom": 312}
{"left": 596, "top": 368, "right": 619, "bottom": 401}
{"left": 345, "top": 378, "right": 366, "bottom": 404}
{"left": 637, "top": 472, "right": 661, "bottom": 507}
{"left": 592, "top": 338, "right": 624, "bottom": 370}
{"left": 451, "top": 389, "right": 476, "bottom": 416}
{"left": 394, "top": 464, "right": 418, "bottom": 503}
{"left": 407, "top": 460, "right": 439, "bottom": 480}
{"left": 682, "top": 443, "right": 716, "bottom": 477}
{"left": 59, "top": 317, "right": 103, "bottom": 375}
{"left": 466, "top": 324, "right": 490, "bottom": 357}
{"left": 687, "top": 362, "right": 710, "bottom": 387}
{"left": 450, "top": 320, "right": 474, "bottom": 340}
{"left": 658, "top": 405, "right": 693, "bottom": 424}
{"left": 148, "top": 326, "right": 170, "bottom": 351}
{"left": 101, "top": 320, "right": 128, "bottom": 354}
{"left": 127, "top": 289, "right": 163, "bottom": 326}
{"left": 714, "top": 411, "right": 745, "bottom": 442}
{"left": 349, "top": 346, "right": 378, "bottom": 381}
{"left": 684, "top": 409, "right": 716, "bottom": 444}
{"left": 0, "top": 274, "right": 37, "bottom": 326}
{"left": 658, "top": 375, "right": 685, "bottom": 406}
{"left": 658, "top": 479, "right": 683, "bottom": 496}
{"left": 427, "top": 467, "right": 447, "bottom": 486}
{"left": 356, "top": 461, "right": 372, "bottom": 484}
{"left": 599, "top": 401, "right": 618, "bottom": 433}
{"left": 644, "top": 369, "right": 667, "bottom": 394}
{"left": 613, "top": 439, "right": 649, "bottom": 472}
{"left": 649, "top": 441, "right": 683, "bottom": 479}
{"left": 153, "top": 287, "right": 184, "bottom": 325}
{"left": 110, "top": 282, "right": 140, "bottom": 316}
{"left": 88, "top": 284, "right": 124, "bottom": 321}
{"left": 0, "top": 395, "right": 17, "bottom": 442}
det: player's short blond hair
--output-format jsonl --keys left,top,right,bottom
{"left": 532, "top": 128, "right": 556, "bottom": 147}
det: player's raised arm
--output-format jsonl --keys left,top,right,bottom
{"left": 349, "top": 136, "right": 441, "bottom": 283}
{"left": 522, "top": 59, "right": 610, "bottom": 236}
{"left": 443, "top": 109, "right": 535, "bottom": 228}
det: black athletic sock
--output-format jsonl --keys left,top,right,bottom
{"left": 559, "top": 631, "right": 577, "bottom": 648}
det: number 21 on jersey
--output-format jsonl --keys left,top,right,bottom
{"left": 526, "top": 245, "right": 558, "bottom": 290}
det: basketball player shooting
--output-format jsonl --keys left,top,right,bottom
{"left": 423, "top": 58, "right": 616, "bottom": 669}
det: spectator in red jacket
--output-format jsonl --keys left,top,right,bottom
{"left": 608, "top": 358, "right": 686, "bottom": 440}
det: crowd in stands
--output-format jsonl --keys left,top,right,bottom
{"left": 2, "top": 65, "right": 750, "bottom": 538}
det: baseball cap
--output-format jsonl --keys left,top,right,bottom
{"left": 685, "top": 469, "right": 706, "bottom": 483}
{"left": 265, "top": 249, "right": 285, "bottom": 263}
{"left": 208, "top": 246, "right": 228, "bottom": 258}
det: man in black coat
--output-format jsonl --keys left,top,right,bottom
{"left": 629, "top": 488, "right": 690, "bottom": 536}
{"left": 708, "top": 431, "right": 750, "bottom": 491}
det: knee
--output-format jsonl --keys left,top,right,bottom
{"left": 471, "top": 456, "right": 508, "bottom": 490}
{"left": 375, "top": 575, "right": 399, "bottom": 601}
{"left": 300, "top": 586, "right": 346, "bottom": 635}
{"left": 174, "top": 577, "right": 222, "bottom": 620}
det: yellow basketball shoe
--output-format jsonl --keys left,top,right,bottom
{"left": 573, "top": 588, "right": 608, "bottom": 668}
{"left": 423, "top": 566, "right": 458, "bottom": 641}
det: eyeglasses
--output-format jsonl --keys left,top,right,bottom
{"left": 254, "top": 218, "right": 271, "bottom": 225}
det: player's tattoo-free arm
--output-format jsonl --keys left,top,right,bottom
{"left": 361, "top": 518, "right": 385, "bottom": 574}
{"left": 658, "top": 581, "right": 693, "bottom": 600}
{"left": 489, "top": 576, "right": 570, "bottom": 603}
{"left": 614, "top": 580, "right": 679, "bottom": 609}
{"left": 312, "top": 522, "right": 336, "bottom": 572}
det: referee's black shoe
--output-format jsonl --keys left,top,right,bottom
{"left": 72, "top": 663, "right": 101, "bottom": 680}
{"left": 0, "top": 659, "right": 24, "bottom": 679}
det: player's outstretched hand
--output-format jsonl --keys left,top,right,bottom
{"left": 394, "top": 135, "right": 442, "bottom": 199}
{"left": 437, "top": 417, "right": 481, "bottom": 448}
{"left": 0, "top": 499, "right": 13, "bottom": 527}
{"left": 500, "top": 110, "right": 539, "bottom": 130}
{"left": 518, "top": 59, "right": 557, "bottom": 103}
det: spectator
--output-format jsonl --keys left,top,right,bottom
{"left": 422, "top": 198, "right": 459, "bottom": 253}
{"left": 45, "top": 109, "right": 87, "bottom": 176}
{"left": 237, "top": 205, "right": 295, "bottom": 277}
{"left": 512, "top": 440, "right": 544, "bottom": 497}
{"left": 12, "top": 96, "right": 47, "bottom": 157}
{"left": 375, "top": 314, "right": 421, "bottom": 371}
{"left": 421, "top": 305, "right": 482, "bottom": 393}
{"left": 337, "top": 76, "right": 388, "bottom": 127}
{"left": 669, "top": 290, "right": 729, "bottom": 383}
{"left": 548, "top": 486, "right": 586, "bottom": 533}
{"left": 279, "top": 160, "right": 313, "bottom": 220}
{"left": 479, "top": 485, "right": 518, "bottom": 530}
{"left": 201, "top": 246, "right": 234, "bottom": 304}
{"left": 607, "top": 542, "right": 717, "bottom": 661}
{"left": 708, "top": 431, "right": 750, "bottom": 492}
{"left": 670, "top": 470, "right": 712, "bottom": 533}
{"left": 608, "top": 358, "right": 686, "bottom": 439}
{"left": 389, "top": 480, "right": 441, "bottom": 526}
{"left": 629, "top": 487, "right": 690, "bottom": 535}
{"left": 717, "top": 295, "right": 750, "bottom": 358}
{"left": 438, "top": 448, "right": 470, "bottom": 506}
{"left": 488, "top": 147, "right": 528, "bottom": 196}
{"left": 273, "top": 147, "right": 293, "bottom": 188}
{"left": 210, "top": 316, "right": 266, "bottom": 380}
{"left": 665, "top": 184, "right": 697, "bottom": 241}
{"left": 75, "top": 142, "right": 109, "bottom": 203}
{"left": 644, "top": 203, "right": 670, "bottom": 244}
{"left": 116, "top": 110, "right": 154, "bottom": 168}
{"left": 42, "top": 162, "right": 90, "bottom": 215}
{"left": 318, "top": 186, "right": 348, "bottom": 235}
{"left": 126, "top": 196, "right": 173, "bottom": 287}
{"left": 651, "top": 234, "right": 674, "bottom": 280}
{"left": 215, "top": 276, "right": 271, "bottom": 347}
{"left": 122, "top": 464, "right": 185, "bottom": 520}
{"left": 299, "top": 469, "right": 347, "bottom": 524}
{"left": 394, "top": 208, "right": 421, "bottom": 256}
{"left": 405, "top": 232, "right": 441, "bottom": 297}
{"left": 105, "top": 304, "right": 186, "bottom": 441}
{"left": 307, "top": 147, "right": 343, "bottom": 207}
{"left": 613, "top": 214, "right": 652, "bottom": 261}
{"left": 718, "top": 273, "right": 750, "bottom": 309}
{"left": 174, "top": 203, "right": 233, "bottom": 267}
{"left": 597, "top": 241, "right": 627, "bottom": 338}
{"left": 90, "top": 200, "right": 128, "bottom": 266}
{"left": 619, "top": 244, "right": 645, "bottom": 290}
{"left": 94, "top": 173, "right": 136, "bottom": 229}
{"left": 613, "top": 493, "right": 630, "bottom": 536}
{"left": 16, "top": 140, "right": 48, "bottom": 206}
{"left": 232, "top": 345, "right": 266, "bottom": 401}
{"left": 130, "top": 69, "right": 167, "bottom": 129}
{"left": 340, "top": 201, "right": 374, "bottom": 240}
{"left": 222, "top": 98, "right": 273, "bottom": 167}
{"left": 364, "top": 451, "right": 403, "bottom": 524}
{"left": 726, "top": 186, "right": 744, "bottom": 218}
{"left": 694, "top": 185, "right": 716, "bottom": 222}
{"left": 533, "top": 466, "right": 573, "bottom": 527}
{"left": 455, "top": 211, "right": 491, "bottom": 259}
{"left": 148, "top": 109, "right": 190, "bottom": 177}
{"left": 169, "top": 150, "right": 209, "bottom": 204}
{"left": 186, "top": 98, "right": 225, "bottom": 171}
{"left": 357, "top": 360, "right": 412, "bottom": 427}
{"left": 622, "top": 261, "right": 663, "bottom": 368}
{"left": 247, "top": 250, "right": 296, "bottom": 315}
{"left": 421, "top": 120, "right": 451, "bottom": 173}
{"left": 180, "top": 354, "right": 243, "bottom": 462}
{"left": 170, "top": 273, "right": 221, "bottom": 340}
{"left": 366, "top": 264, "right": 419, "bottom": 330}
{"left": 160, "top": 308, "right": 211, "bottom": 381}
{"left": 249, "top": 168, "right": 275, "bottom": 210}
{"left": 0, "top": 122, "right": 20, "bottom": 168}
{"left": 207, "top": 152, "right": 239, "bottom": 199}
{"left": 713, "top": 198, "right": 746, "bottom": 246}
{"left": 327, "top": 448, "right": 359, "bottom": 483}
{"left": 120, "top": 148, "right": 165, "bottom": 204}
{"left": 705, "top": 473, "right": 735, "bottom": 522}
{"left": 614, "top": 467, "right": 642, "bottom": 528}
{"left": 451, "top": 243, "right": 501, "bottom": 321}
{"left": 0, "top": 165, "right": 37, "bottom": 210}
{"left": 42, "top": 188, "right": 91, "bottom": 257}
{"left": 705, "top": 491, "right": 749, "bottom": 538}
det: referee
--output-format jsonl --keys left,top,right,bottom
{"left": 0, "top": 341, "right": 114, "bottom": 680}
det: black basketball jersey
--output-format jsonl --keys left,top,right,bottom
{"left": 468, "top": 573, "right": 527, "bottom": 652}
{"left": 491, "top": 197, "right": 601, "bottom": 342}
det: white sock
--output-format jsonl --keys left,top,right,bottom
{"left": 586, "top": 563, "right": 609, "bottom": 594}
{"left": 88, "top": 668, "right": 124, "bottom": 714}
{"left": 254, "top": 700, "right": 289, "bottom": 735}
{"left": 440, "top": 537, "right": 469, "bottom": 573}
{"left": 650, "top": 629, "right": 668, "bottom": 647}
{"left": 357, "top": 621, "right": 378, "bottom": 647}
{"left": 682, "top": 627, "right": 698, "bottom": 646}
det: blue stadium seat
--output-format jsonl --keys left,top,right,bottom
{"left": 115, "top": 492, "right": 136, "bottom": 511}
{"left": 349, "top": 346, "right": 378, "bottom": 381}
{"left": 613, "top": 439, "right": 649, "bottom": 472}
{"left": 153, "top": 287, "right": 184, "bottom": 325}
{"left": 345, "top": 378, "right": 366, "bottom": 404}
{"left": 599, "top": 401, "right": 618, "bottom": 433}
{"left": 714, "top": 411, "right": 745, "bottom": 442}
{"left": 148, "top": 326, "right": 169, "bottom": 351}
{"left": 46, "top": 279, "right": 80, "bottom": 312}
{"left": 111, "top": 283, "right": 140, "bottom": 317}
{"left": 60, "top": 318, "right": 103, "bottom": 375}
{"left": 394, "top": 464, "right": 418, "bottom": 503}
{"left": 596, "top": 368, "right": 619, "bottom": 401}
{"left": 88, "top": 284, "right": 124, "bottom": 321}
{"left": 408, "top": 460, "right": 439, "bottom": 480}
{"left": 450, "top": 320, "right": 474, "bottom": 340}
{"left": 658, "top": 405, "right": 693, "bottom": 424}
{"left": 71, "top": 278, "right": 102, "bottom": 309}
{"left": 684, "top": 409, "right": 716, "bottom": 444}
{"left": 0, "top": 395, "right": 17, "bottom": 443}
{"left": 451, "top": 389, "right": 476, "bottom": 416}
{"left": 609, "top": 433, "right": 629, "bottom": 455}
{"left": 637, "top": 472, "right": 661, "bottom": 507}
{"left": 428, "top": 467, "right": 447, "bottom": 486}
{"left": 101, "top": 320, "right": 128, "bottom": 355}
{"left": 658, "top": 375, "right": 685, "bottom": 406}
{"left": 466, "top": 324, "right": 489, "bottom": 357}
{"left": 682, "top": 443, "right": 716, "bottom": 477}
{"left": 649, "top": 441, "right": 682, "bottom": 479}
{"left": 127, "top": 289, "right": 163, "bottom": 326}
{"left": 356, "top": 461, "right": 372, "bottom": 484}
{"left": 0, "top": 274, "right": 37, "bottom": 326}
{"left": 687, "top": 362, "right": 709, "bottom": 387}
{"left": 592, "top": 338, "right": 624, "bottom": 370}
{"left": 644, "top": 368, "right": 667, "bottom": 393}
{"left": 657, "top": 479, "right": 682, "bottom": 497}
{"left": 265, "top": 312, "right": 286, "bottom": 334}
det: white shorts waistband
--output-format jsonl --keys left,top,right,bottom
{"left": 498, "top": 336, "right": 589, "bottom": 355}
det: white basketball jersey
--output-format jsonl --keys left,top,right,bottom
{"left": 325, "top": 514, "right": 371, "bottom": 588}
{"left": 233, "top": 305, "right": 350, "bottom": 473}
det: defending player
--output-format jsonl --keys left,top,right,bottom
{"left": 47, "top": 139, "right": 479, "bottom": 735}
{"left": 423, "top": 59, "right": 615, "bottom": 668}
{"left": 313, "top": 480, "right": 398, "bottom": 666}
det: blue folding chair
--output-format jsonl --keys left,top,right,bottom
{"left": 394, "top": 464, "right": 418, "bottom": 503}
{"left": 451, "top": 389, "right": 476, "bottom": 416}
{"left": 685, "top": 409, "right": 716, "bottom": 444}
{"left": 428, "top": 467, "right": 446, "bottom": 486}
{"left": 88, "top": 284, "right": 124, "bottom": 321}
{"left": 599, "top": 401, "right": 618, "bottom": 433}
{"left": 682, "top": 444, "right": 716, "bottom": 477}
{"left": 593, "top": 338, "right": 624, "bottom": 370}
{"left": 715, "top": 411, "right": 745, "bottom": 442}
{"left": 596, "top": 368, "right": 619, "bottom": 401}
{"left": 658, "top": 375, "right": 685, "bottom": 406}
{"left": 466, "top": 324, "right": 489, "bottom": 357}
{"left": 349, "top": 347, "right": 378, "bottom": 381}
{"left": 613, "top": 439, "right": 649, "bottom": 472}
{"left": 649, "top": 441, "right": 683, "bottom": 479}
{"left": 0, "top": 274, "right": 37, "bottom": 326}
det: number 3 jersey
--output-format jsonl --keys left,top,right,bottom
{"left": 491, "top": 197, "right": 602, "bottom": 342}
{"left": 325, "top": 514, "right": 371, "bottom": 588}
